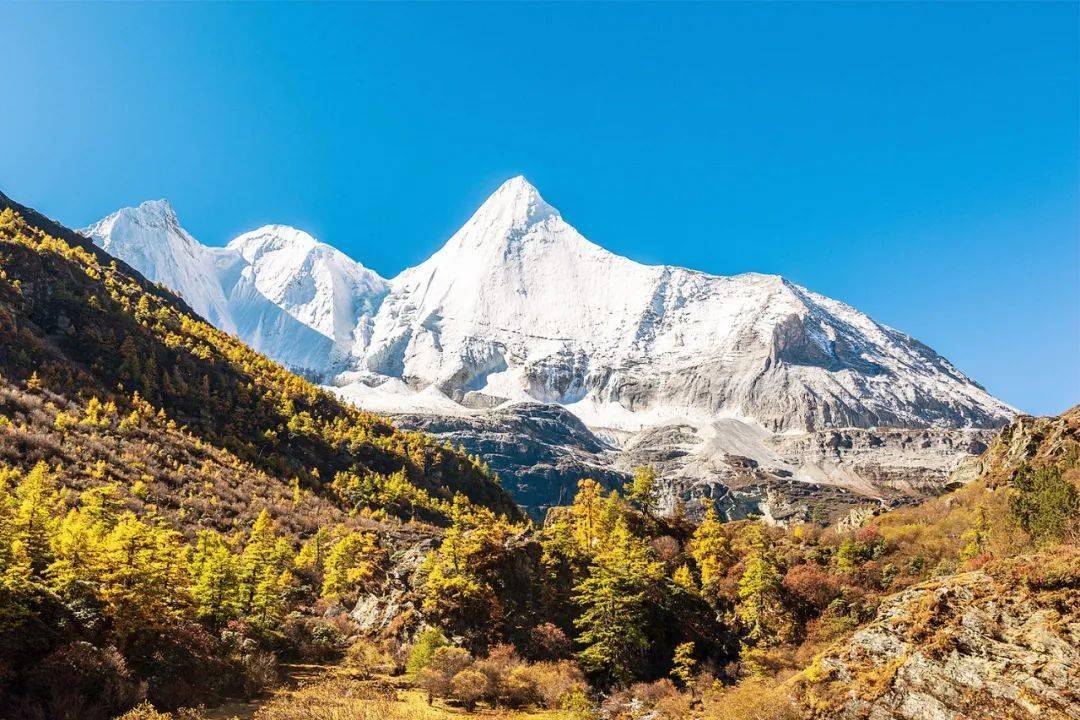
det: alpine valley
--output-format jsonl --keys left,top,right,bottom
{"left": 1, "top": 184, "right": 1074, "bottom": 720}
{"left": 84, "top": 177, "right": 1014, "bottom": 520}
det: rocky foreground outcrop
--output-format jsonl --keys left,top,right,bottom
{"left": 972, "top": 405, "right": 1080, "bottom": 486}
{"left": 795, "top": 549, "right": 1080, "bottom": 719}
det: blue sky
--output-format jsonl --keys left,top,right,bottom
{"left": 2, "top": 3, "right": 1076, "bottom": 415}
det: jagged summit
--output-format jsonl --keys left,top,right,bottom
{"left": 424, "top": 175, "right": 580, "bottom": 265}
{"left": 474, "top": 175, "right": 557, "bottom": 227}
{"left": 84, "top": 180, "right": 1014, "bottom": 434}
{"left": 82, "top": 204, "right": 389, "bottom": 376}
{"left": 131, "top": 198, "right": 177, "bottom": 220}
{"left": 88, "top": 199, "right": 184, "bottom": 243}
{"left": 83, "top": 199, "right": 235, "bottom": 333}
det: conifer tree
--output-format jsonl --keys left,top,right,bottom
{"left": 672, "top": 563, "right": 696, "bottom": 593}
{"left": 295, "top": 526, "right": 333, "bottom": 579}
{"left": 238, "top": 510, "right": 292, "bottom": 627}
{"left": 190, "top": 530, "right": 240, "bottom": 624}
{"left": 0, "top": 468, "right": 33, "bottom": 590}
{"left": 735, "top": 525, "right": 788, "bottom": 645}
{"left": 627, "top": 466, "right": 659, "bottom": 517}
{"left": 689, "top": 504, "right": 732, "bottom": 598}
{"left": 322, "top": 530, "right": 379, "bottom": 598}
{"left": 48, "top": 507, "right": 104, "bottom": 593}
{"left": 11, "top": 462, "right": 62, "bottom": 579}
{"left": 671, "top": 641, "right": 697, "bottom": 690}
{"left": 573, "top": 519, "right": 663, "bottom": 686}
{"left": 571, "top": 479, "right": 605, "bottom": 553}
{"left": 97, "top": 513, "right": 192, "bottom": 639}
{"left": 81, "top": 484, "right": 126, "bottom": 528}
{"left": 959, "top": 505, "right": 992, "bottom": 562}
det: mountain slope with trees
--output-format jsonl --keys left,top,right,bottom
{"left": 0, "top": 191, "right": 520, "bottom": 718}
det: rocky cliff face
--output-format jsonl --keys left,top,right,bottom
{"left": 394, "top": 401, "right": 994, "bottom": 522}
{"left": 793, "top": 406, "right": 1080, "bottom": 719}
{"left": 970, "top": 405, "right": 1080, "bottom": 486}
{"left": 394, "top": 403, "right": 628, "bottom": 518}
{"left": 796, "top": 552, "right": 1080, "bottom": 719}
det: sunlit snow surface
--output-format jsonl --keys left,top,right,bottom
{"left": 83, "top": 176, "right": 1014, "bottom": 441}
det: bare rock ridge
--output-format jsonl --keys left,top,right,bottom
{"left": 82, "top": 177, "right": 1016, "bottom": 517}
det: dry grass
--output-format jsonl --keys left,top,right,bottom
{"left": 696, "top": 676, "right": 800, "bottom": 720}
{"left": 229, "top": 674, "right": 575, "bottom": 720}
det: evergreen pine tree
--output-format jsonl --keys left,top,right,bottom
{"left": 573, "top": 519, "right": 663, "bottom": 686}
{"left": 689, "top": 504, "right": 732, "bottom": 598}
{"left": 735, "top": 525, "right": 788, "bottom": 645}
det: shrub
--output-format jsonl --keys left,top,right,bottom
{"left": 501, "top": 665, "right": 541, "bottom": 708}
{"left": 603, "top": 678, "right": 679, "bottom": 715}
{"left": 404, "top": 628, "right": 449, "bottom": 675}
{"left": 528, "top": 622, "right": 572, "bottom": 660}
{"left": 24, "top": 642, "right": 144, "bottom": 720}
{"left": 782, "top": 564, "right": 842, "bottom": 611}
{"left": 239, "top": 651, "right": 278, "bottom": 697}
{"left": 560, "top": 686, "right": 599, "bottom": 720}
{"left": 519, "top": 660, "right": 588, "bottom": 709}
{"left": 114, "top": 704, "right": 206, "bottom": 720}
{"left": 1009, "top": 466, "right": 1079, "bottom": 543}
{"left": 279, "top": 616, "right": 352, "bottom": 662}
{"left": 699, "top": 676, "right": 799, "bottom": 720}
{"left": 473, "top": 643, "right": 521, "bottom": 704}
{"left": 429, "top": 646, "right": 473, "bottom": 679}
{"left": 115, "top": 703, "right": 173, "bottom": 720}
{"left": 650, "top": 535, "right": 681, "bottom": 565}
{"left": 345, "top": 639, "right": 390, "bottom": 680}
{"left": 415, "top": 645, "right": 473, "bottom": 702}
{"left": 450, "top": 668, "right": 490, "bottom": 710}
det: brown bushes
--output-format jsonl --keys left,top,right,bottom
{"left": 405, "top": 634, "right": 587, "bottom": 712}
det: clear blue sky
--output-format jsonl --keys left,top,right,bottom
{"left": 2, "top": 3, "right": 1077, "bottom": 415}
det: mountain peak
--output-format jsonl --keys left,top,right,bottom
{"left": 136, "top": 198, "right": 175, "bottom": 217}
{"left": 471, "top": 175, "right": 558, "bottom": 231}
{"left": 112, "top": 199, "right": 179, "bottom": 227}
{"left": 82, "top": 199, "right": 187, "bottom": 247}
{"left": 228, "top": 224, "right": 319, "bottom": 258}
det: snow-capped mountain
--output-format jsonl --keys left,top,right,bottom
{"left": 348, "top": 176, "right": 1011, "bottom": 433}
{"left": 83, "top": 202, "right": 388, "bottom": 376}
{"left": 83, "top": 177, "right": 1014, "bottom": 519}
{"left": 84, "top": 199, "right": 237, "bottom": 334}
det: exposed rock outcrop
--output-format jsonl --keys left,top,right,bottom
{"left": 796, "top": 553, "right": 1080, "bottom": 719}
{"left": 394, "top": 403, "right": 997, "bottom": 523}
{"left": 394, "top": 403, "right": 629, "bottom": 518}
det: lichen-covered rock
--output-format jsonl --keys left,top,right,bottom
{"left": 795, "top": 552, "right": 1080, "bottom": 719}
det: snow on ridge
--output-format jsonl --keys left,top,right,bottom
{"left": 82, "top": 178, "right": 1016, "bottom": 433}
{"left": 82, "top": 204, "right": 390, "bottom": 375}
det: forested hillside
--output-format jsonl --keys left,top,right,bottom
{"left": 0, "top": 194, "right": 520, "bottom": 718}
{"left": 338, "top": 407, "right": 1075, "bottom": 720}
